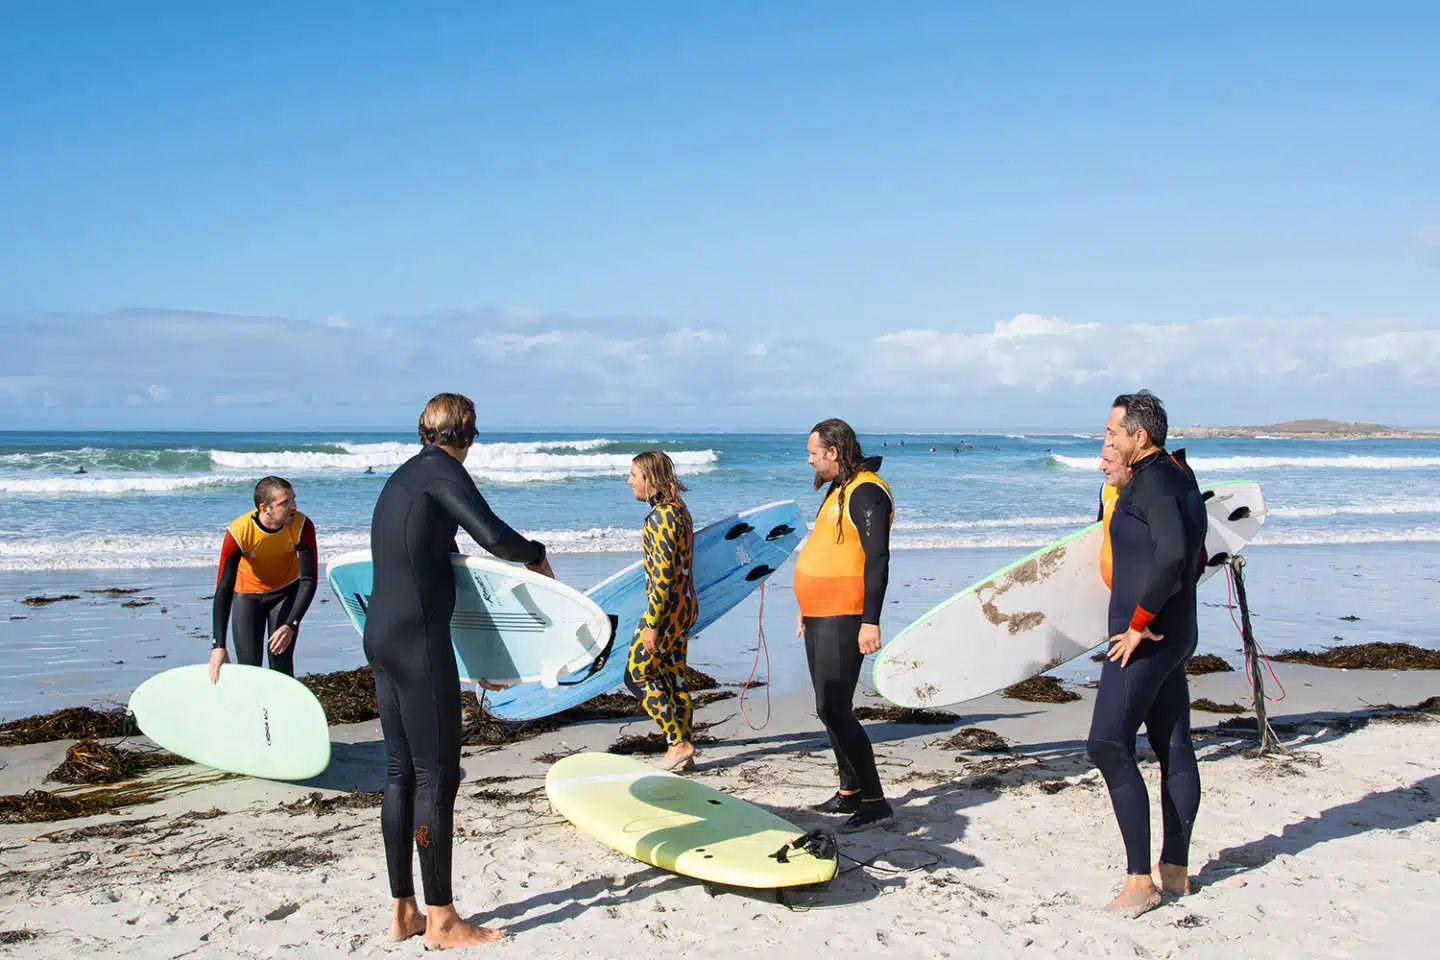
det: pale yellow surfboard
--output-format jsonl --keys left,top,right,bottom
{"left": 545, "top": 752, "right": 837, "bottom": 888}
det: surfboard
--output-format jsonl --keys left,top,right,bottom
{"left": 127, "top": 664, "right": 331, "bottom": 781}
{"left": 326, "top": 552, "right": 614, "bottom": 688}
{"left": 545, "top": 752, "right": 837, "bottom": 888}
{"left": 873, "top": 480, "right": 1267, "bottom": 708}
{"left": 484, "top": 500, "right": 805, "bottom": 722}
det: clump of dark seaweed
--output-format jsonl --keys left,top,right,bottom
{"left": 938, "top": 727, "right": 1010, "bottom": 753}
{"left": 1270, "top": 642, "right": 1440, "bottom": 670}
{"left": 21, "top": 595, "right": 80, "bottom": 607}
{"left": 608, "top": 733, "right": 720, "bottom": 756}
{"left": 1186, "top": 654, "right": 1234, "bottom": 676}
{"left": 853, "top": 706, "right": 960, "bottom": 724}
{"left": 1003, "top": 676, "right": 1081, "bottom": 704}
{"left": 279, "top": 791, "right": 384, "bottom": 816}
{"left": 0, "top": 707, "right": 130, "bottom": 747}
{"left": 1191, "top": 698, "right": 1247, "bottom": 714}
{"left": 47, "top": 740, "right": 187, "bottom": 784}
{"left": 297, "top": 667, "right": 379, "bottom": 724}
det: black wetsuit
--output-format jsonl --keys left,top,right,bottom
{"left": 804, "top": 480, "right": 892, "bottom": 802}
{"left": 363, "top": 445, "right": 546, "bottom": 907}
{"left": 1087, "top": 448, "right": 1208, "bottom": 874}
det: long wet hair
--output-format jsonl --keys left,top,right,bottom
{"left": 632, "top": 450, "right": 688, "bottom": 505}
{"left": 811, "top": 418, "right": 868, "bottom": 543}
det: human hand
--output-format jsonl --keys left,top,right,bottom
{"left": 267, "top": 624, "right": 296, "bottom": 654}
{"left": 1107, "top": 626, "right": 1163, "bottom": 668}
{"left": 858, "top": 623, "right": 882, "bottom": 655}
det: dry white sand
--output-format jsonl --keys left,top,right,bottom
{"left": 2, "top": 663, "right": 1437, "bottom": 959}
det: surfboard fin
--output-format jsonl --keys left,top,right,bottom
{"left": 539, "top": 661, "right": 566, "bottom": 689}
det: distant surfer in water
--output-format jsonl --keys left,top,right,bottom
{"left": 364, "top": 393, "right": 552, "bottom": 948}
{"left": 623, "top": 451, "right": 699, "bottom": 772}
{"left": 1087, "top": 391, "right": 1207, "bottom": 918}
{"left": 793, "top": 418, "right": 895, "bottom": 831}
{"left": 209, "top": 476, "right": 317, "bottom": 684}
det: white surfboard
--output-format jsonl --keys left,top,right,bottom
{"left": 326, "top": 550, "right": 614, "bottom": 688}
{"left": 128, "top": 664, "right": 331, "bottom": 781}
{"left": 873, "top": 480, "right": 1267, "bottom": 708}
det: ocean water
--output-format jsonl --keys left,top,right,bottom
{"left": 3, "top": 429, "right": 1439, "bottom": 570}
{"left": 2, "top": 429, "right": 1438, "bottom": 720}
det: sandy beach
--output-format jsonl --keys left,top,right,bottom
{"left": 2, "top": 617, "right": 1437, "bottom": 959}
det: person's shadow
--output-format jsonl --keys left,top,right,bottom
{"left": 1196, "top": 773, "right": 1440, "bottom": 887}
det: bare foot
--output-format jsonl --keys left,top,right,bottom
{"left": 424, "top": 906, "right": 506, "bottom": 950}
{"left": 1155, "top": 861, "right": 1192, "bottom": 897}
{"left": 1106, "top": 877, "right": 1162, "bottom": 919}
{"left": 662, "top": 742, "right": 695, "bottom": 771}
{"left": 388, "top": 898, "right": 426, "bottom": 942}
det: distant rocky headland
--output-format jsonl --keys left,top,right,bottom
{"left": 1170, "top": 419, "right": 1440, "bottom": 440}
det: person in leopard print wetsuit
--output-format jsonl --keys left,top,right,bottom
{"left": 623, "top": 450, "right": 700, "bottom": 772}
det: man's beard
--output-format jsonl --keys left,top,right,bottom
{"left": 813, "top": 470, "right": 830, "bottom": 491}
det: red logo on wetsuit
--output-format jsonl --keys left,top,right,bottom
{"left": 414, "top": 826, "right": 430, "bottom": 848}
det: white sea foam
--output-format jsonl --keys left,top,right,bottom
{"left": 1052, "top": 454, "right": 1440, "bottom": 471}
{"left": 0, "top": 475, "right": 246, "bottom": 496}
{"left": 209, "top": 440, "right": 718, "bottom": 479}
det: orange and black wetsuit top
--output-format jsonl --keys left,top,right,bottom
{"left": 793, "top": 457, "right": 894, "bottom": 624}
{"left": 211, "top": 511, "right": 318, "bottom": 647}
{"left": 1098, "top": 483, "right": 1120, "bottom": 588}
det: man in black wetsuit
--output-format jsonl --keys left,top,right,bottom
{"left": 1087, "top": 390, "right": 1208, "bottom": 918}
{"left": 364, "top": 393, "right": 552, "bottom": 949}
{"left": 792, "top": 418, "right": 895, "bottom": 831}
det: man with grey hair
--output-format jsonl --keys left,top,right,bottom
{"left": 1087, "top": 390, "right": 1208, "bottom": 918}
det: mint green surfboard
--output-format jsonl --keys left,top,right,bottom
{"left": 128, "top": 664, "right": 331, "bottom": 781}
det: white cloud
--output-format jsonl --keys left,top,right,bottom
{"left": 472, "top": 331, "right": 565, "bottom": 355}
{"left": 868, "top": 314, "right": 1440, "bottom": 400}
{"left": 3, "top": 308, "right": 1438, "bottom": 427}
{"left": 326, "top": 316, "right": 350, "bottom": 328}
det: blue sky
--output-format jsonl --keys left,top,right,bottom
{"left": 2, "top": 2, "right": 1437, "bottom": 429}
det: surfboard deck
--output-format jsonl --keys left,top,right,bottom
{"left": 485, "top": 500, "right": 805, "bottom": 721}
{"left": 545, "top": 752, "right": 837, "bottom": 888}
{"left": 326, "top": 551, "right": 613, "bottom": 687}
{"left": 128, "top": 664, "right": 330, "bottom": 781}
{"left": 873, "top": 480, "right": 1268, "bottom": 708}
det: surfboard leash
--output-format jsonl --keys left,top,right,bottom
{"left": 1224, "top": 557, "right": 1287, "bottom": 704}
{"left": 739, "top": 582, "right": 772, "bottom": 730}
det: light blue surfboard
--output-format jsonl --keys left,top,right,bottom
{"left": 326, "top": 552, "right": 613, "bottom": 687}
{"left": 484, "top": 500, "right": 805, "bottom": 721}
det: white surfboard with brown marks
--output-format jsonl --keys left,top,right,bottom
{"left": 873, "top": 481, "right": 1267, "bottom": 707}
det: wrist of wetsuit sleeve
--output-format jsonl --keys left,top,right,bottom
{"left": 531, "top": 541, "right": 546, "bottom": 563}
{"left": 1129, "top": 606, "right": 1156, "bottom": 632}
{"left": 211, "top": 639, "right": 225, "bottom": 651}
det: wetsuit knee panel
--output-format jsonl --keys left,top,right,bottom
{"left": 1087, "top": 735, "right": 1135, "bottom": 775}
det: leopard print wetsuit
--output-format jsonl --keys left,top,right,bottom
{"left": 623, "top": 497, "right": 698, "bottom": 745}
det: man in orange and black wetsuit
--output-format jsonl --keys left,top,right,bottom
{"left": 793, "top": 418, "right": 895, "bottom": 832}
{"left": 209, "top": 476, "right": 318, "bottom": 683}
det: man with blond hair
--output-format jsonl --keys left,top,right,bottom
{"left": 363, "top": 392, "right": 552, "bottom": 949}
